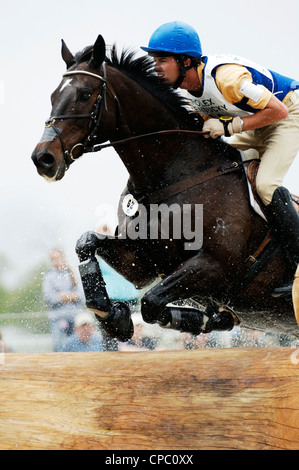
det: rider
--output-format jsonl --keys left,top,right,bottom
{"left": 141, "top": 20, "right": 299, "bottom": 296}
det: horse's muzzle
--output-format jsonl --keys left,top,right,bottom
{"left": 31, "top": 148, "right": 65, "bottom": 181}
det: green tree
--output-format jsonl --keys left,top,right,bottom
{"left": 1, "top": 261, "right": 48, "bottom": 314}
{"left": 0, "top": 253, "right": 10, "bottom": 313}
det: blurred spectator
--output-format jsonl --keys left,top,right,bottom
{"left": 230, "top": 327, "right": 279, "bottom": 348}
{"left": 62, "top": 312, "right": 103, "bottom": 352}
{"left": 0, "top": 330, "right": 13, "bottom": 353}
{"left": 178, "top": 332, "right": 208, "bottom": 350}
{"left": 119, "top": 314, "right": 157, "bottom": 351}
{"left": 43, "top": 248, "right": 83, "bottom": 352}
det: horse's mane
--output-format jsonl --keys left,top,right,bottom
{"left": 73, "top": 45, "right": 203, "bottom": 130}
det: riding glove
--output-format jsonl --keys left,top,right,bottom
{"left": 203, "top": 116, "right": 243, "bottom": 139}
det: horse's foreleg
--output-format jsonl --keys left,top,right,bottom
{"left": 76, "top": 231, "right": 157, "bottom": 288}
{"left": 75, "top": 231, "right": 135, "bottom": 341}
{"left": 141, "top": 252, "right": 240, "bottom": 335}
{"left": 75, "top": 231, "right": 158, "bottom": 341}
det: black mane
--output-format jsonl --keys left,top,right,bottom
{"left": 73, "top": 45, "right": 203, "bottom": 130}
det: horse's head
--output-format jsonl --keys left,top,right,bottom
{"left": 31, "top": 35, "right": 111, "bottom": 181}
{"left": 32, "top": 35, "right": 206, "bottom": 186}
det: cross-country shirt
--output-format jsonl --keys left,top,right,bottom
{"left": 181, "top": 54, "right": 299, "bottom": 118}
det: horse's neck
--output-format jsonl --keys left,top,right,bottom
{"left": 109, "top": 79, "right": 185, "bottom": 188}
{"left": 106, "top": 70, "right": 237, "bottom": 191}
{"left": 117, "top": 134, "right": 214, "bottom": 193}
{"left": 116, "top": 127, "right": 237, "bottom": 191}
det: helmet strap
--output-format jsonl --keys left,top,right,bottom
{"left": 173, "top": 57, "right": 194, "bottom": 89}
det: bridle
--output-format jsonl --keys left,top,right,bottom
{"left": 44, "top": 63, "right": 121, "bottom": 168}
{"left": 43, "top": 63, "right": 255, "bottom": 209}
{"left": 45, "top": 62, "right": 208, "bottom": 170}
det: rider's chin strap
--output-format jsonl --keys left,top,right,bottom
{"left": 173, "top": 58, "right": 194, "bottom": 89}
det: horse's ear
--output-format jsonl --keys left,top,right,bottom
{"left": 61, "top": 39, "right": 76, "bottom": 69}
{"left": 89, "top": 35, "right": 106, "bottom": 69}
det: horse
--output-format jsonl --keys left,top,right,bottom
{"left": 31, "top": 35, "right": 298, "bottom": 340}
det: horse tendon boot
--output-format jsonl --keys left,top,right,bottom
{"left": 158, "top": 302, "right": 239, "bottom": 335}
{"left": 203, "top": 303, "right": 240, "bottom": 333}
{"left": 76, "top": 233, "right": 134, "bottom": 342}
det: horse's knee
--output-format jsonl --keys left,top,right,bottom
{"left": 76, "top": 231, "right": 106, "bottom": 261}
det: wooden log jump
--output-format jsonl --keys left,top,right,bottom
{"left": 0, "top": 348, "right": 299, "bottom": 450}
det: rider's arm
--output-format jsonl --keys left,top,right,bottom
{"left": 241, "top": 94, "right": 289, "bottom": 131}
{"left": 216, "top": 64, "right": 289, "bottom": 130}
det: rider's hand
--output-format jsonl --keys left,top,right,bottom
{"left": 203, "top": 118, "right": 224, "bottom": 138}
{"left": 203, "top": 116, "right": 243, "bottom": 138}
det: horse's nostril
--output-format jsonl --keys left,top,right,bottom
{"left": 33, "top": 152, "right": 56, "bottom": 169}
{"left": 39, "top": 153, "right": 56, "bottom": 167}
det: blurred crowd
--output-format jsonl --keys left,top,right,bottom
{"left": 0, "top": 243, "right": 298, "bottom": 354}
{"left": 1, "top": 312, "right": 298, "bottom": 355}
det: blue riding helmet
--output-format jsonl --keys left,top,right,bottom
{"left": 141, "top": 21, "right": 202, "bottom": 59}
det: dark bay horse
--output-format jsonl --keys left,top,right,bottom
{"left": 32, "top": 35, "right": 298, "bottom": 339}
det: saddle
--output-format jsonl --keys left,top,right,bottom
{"left": 246, "top": 159, "right": 299, "bottom": 216}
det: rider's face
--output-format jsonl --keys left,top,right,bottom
{"left": 153, "top": 56, "right": 180, "bottom": 85}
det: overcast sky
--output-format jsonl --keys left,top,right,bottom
{"left": 1, "top": 0, "right": 299, "bottom": 287}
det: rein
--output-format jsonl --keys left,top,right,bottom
{"left": 90, "top": 129, "right": 209, "bottom": 153}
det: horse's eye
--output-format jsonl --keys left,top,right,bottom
{"left": 78, "top": 91, "right": 91, "bottom": 102}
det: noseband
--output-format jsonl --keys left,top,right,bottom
{"left": 45, "top": 63, "right": 120, "bottom": 168}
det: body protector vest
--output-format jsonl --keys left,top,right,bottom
{"left": 181, "top": 54, "right": 299, "bottom": 118}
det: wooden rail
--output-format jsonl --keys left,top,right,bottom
{"left": 0, "top": 348, "right": 298, "bottom": 450}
